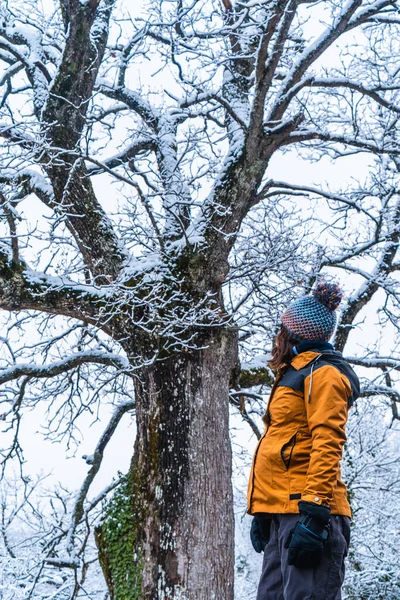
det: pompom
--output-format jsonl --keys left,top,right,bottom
{"left": 313, "top": 282, "right": 343, "bottom": 312}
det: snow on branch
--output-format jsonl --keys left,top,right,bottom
{"left": 0, "top": 18, "right": 51, "bottom": 114}
{"left": 347, "top": 0, "right": 398, "bottom": 29}
{"left": 361, "top": 384, "right": 400, "bottom": 402}
{"left": 0, "top": 255, "right": 112, "bottom": 325}
{"left": 249, "top": 0, "right": 298, "bottom": 132}
{"left": 0, "top": 351, "right": 130, "bottom": 385}
{"left": 0, "top": 168, "right": 55, "bottom": 204}
{"left": 86, "top": 137, "right": 157, "bottom": 173}
{"left": 98, "top": 84, "right": 159, "bottom": 129}
{"left": 346, "top": 356, "right": 400, "bottom": 371}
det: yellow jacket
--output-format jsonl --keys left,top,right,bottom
{"left": 247, "top": 350, "right": 359, "bottom": 517}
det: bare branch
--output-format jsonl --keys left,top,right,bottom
{"left": 267, "top": 0, "right": 383, "bottom": 123}
{"left": 229, "top": 392, "right": 262, "bottom": 439}
{"left": 284, "top": 131, "right": 400, "bottom": 155}
{"left": 257, "top": 180, "right": 367, "bottom": 214}
{"left": 307, "top": 78, "right": 400, "bottom": 115}
{"left": 66, "top": 400, "right": 135, "bottom": 553}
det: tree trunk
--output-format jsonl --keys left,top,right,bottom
{"left": 97, "top": 327, "right": 238, "bottom": 600}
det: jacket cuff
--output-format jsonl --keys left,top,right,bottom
{"left": 301, "top": 493, "right": 330, "bottom": 506}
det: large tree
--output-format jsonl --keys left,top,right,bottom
{"left": 1, "top": 0, "right": 400, "bottom": 598}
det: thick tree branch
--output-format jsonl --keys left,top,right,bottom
{"left": 249, "top": 0, "right": 297, "bottom": 134}
{"left": 0, "top": 254, "right": 110, "bottom": 326}
{"left": 0, "top": 123, "right": 36, "bottom": 148}
{"left": 347, "top": 0, "right": 398, "bottom": 29}
{"left": 98, "top": 85, "right": 193, "bottom": 236}
{"left": 39, "top": 0, "right": 124, "bottom": 283}
{"left": 361, "top": 384, "right": 400, "bottom": 402}
{"left": 0, "top": 170, "right": 54, "bottom": 205}
{"left": 220, "top": 4, "right": 254, "bottom": 147}
{"left": 237, "top": 367, "right": 274, "bottom": 388}
{"left": 0, "top": 63, "right": 24, "bottom": 87}
{"left": 0, "top": 25, "right": 51, "bottom": 114}
{"left": 364, "top": 15, "right": 400, "bottom": 25}
{"left": 0, "top": 192, "right": 20, "bottom": 265}
{"left": 201, "top": 112, "right": 304, "bottom": 290}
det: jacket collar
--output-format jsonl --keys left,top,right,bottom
{"left": 290, "top": 351, "right": 323, "bottom": 371}
{"left": 290, "top": 342, "right": 335, "bottom": 371}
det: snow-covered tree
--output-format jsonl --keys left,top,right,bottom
{"left": 1, "top": 0, "right": 400, "bottom": 598}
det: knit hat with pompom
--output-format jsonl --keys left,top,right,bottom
{"left": 281, "top": 282, "right": 343, "bottom": 342}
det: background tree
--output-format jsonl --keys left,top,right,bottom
{"left": 1, "top": 0, "right": 400, "bottom": 599}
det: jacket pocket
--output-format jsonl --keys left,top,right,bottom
{"left": 280, "top": 434, "right": 297, "bottom": 469}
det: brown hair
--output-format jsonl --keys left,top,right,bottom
{"left": 268, "top": 325, "right": 297, "bottom": 371}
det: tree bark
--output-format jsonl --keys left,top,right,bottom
{"left": 97, "top": 327, "right": 238, "bottom": 600}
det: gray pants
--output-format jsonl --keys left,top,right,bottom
{"left": 256, "top": 514, "right": 350, "bottom": 600}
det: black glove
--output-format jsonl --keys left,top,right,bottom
{"left": 285, "top": 501, "right": 330, "bottom": 568}
{"left": 250, "top": 515, "right": 271, "bottom": 553}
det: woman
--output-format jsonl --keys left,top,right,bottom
{"left": 247, "top": 283, "right": 360, "bottom": 600}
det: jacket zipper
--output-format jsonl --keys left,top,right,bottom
{"left": 307, "top": 354, "right": 321, "bottom": 403}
